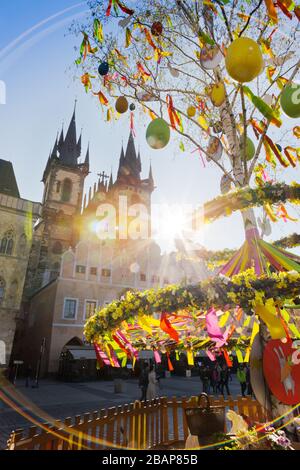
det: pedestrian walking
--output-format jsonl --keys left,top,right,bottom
{"left": 199, "top": 365, "right": 210, "bottom": 394}
{"left": 237, "top": 365, "right": 247, "bottom": 397}
{"left": 211, "top": 364, "right": 220, "bottom": 394}
{"left": 147, "top": 365, "right": 157, "bottom": 401}
{"left": 139, "top": 362, "right": 149, "bottom": 401}
{"left": 220, "top": 364, "right": 231, "bottom": 397}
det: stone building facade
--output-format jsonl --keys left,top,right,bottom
{"left": 0, "top": 160, "right": 41, "bottom": 366}
{"left": 10, "top": 107, "right": 208, "bottom": 375}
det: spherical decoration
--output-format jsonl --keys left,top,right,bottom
{"left": 187, "top": 106, "right": 196, "bottom": 118}
{"left": 245, "top": 137, "right": 256, "bottom": 161}
{"left": 98, "top": 61, "right": 109, "bottom": 76}
{"left": 200, "top": 45, "right": 223, "bottom": 70}
{"left": 210, "top": 82, "right": 226, "bottom": 107}
{"left": 146, "top": 118, "right": 170, "bottom": 150}
{"left": 151, "top": 21, "right": 163, "bottom": 37}
{"left": 115, "top": 96, "right": 129, "bottom": 114}
{"left": 129, "top": 103, "right": 136, "bottom": 111}
{"left": 225, "top": 37, "right": 263, "bottom": 83}
{"left": 206, "top": 136, "right": 223, "bottom": 162}
{"left": 280, "top": 82, "right": 300, "bottom": 118}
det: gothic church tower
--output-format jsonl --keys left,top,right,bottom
{"left": 25, "top": 107, "right": 89, "bottom": 294}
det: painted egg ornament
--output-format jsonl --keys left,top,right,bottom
{"left": 245, "top": 137, "right": 256, "bottom": 161}
{"left": 212, "top": 121, "right": 223, "bottom": 134}
{"left": 129, "top": 103, "right": 136, "bottom": 111}
{"left": 200, "top": 45, "right": 223, "bottom": 70}
{"left": 225, "top": 37, "right": 263, "bottom": 83}
{"left": 146, "top": 118, "right": 170, "bottom": 150}
{"left": 151, "top": 21, "right": 163, "bottom": 37}
{"left": 280, "top": 82, "right": 300, "bottom": 118}
{"left": 115, "top": 96, "right": 129, "bottom": 114}
{"left": 98, "top": 61, "right": 109, "bottom": 76}
{"left": 187, "top": 106, "right": 196, "bottom": 118}
{"left": 206, "top": 136, "right": 223, "bottom": 161}
{"left": 220, "top": 174, "right": 231, "bottom": 194}
{"left": 210, "top": 82, "right": 226, "bottom": 107}
{"left": 168, "top": 63, "right": 180, "bottom": 78}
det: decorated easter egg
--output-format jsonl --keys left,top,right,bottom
{"left": 200, "top": 45, "right": 223, "bottom": 70}
{"left": 245, "top": 137, "right": 256, "bottom": 161}
{"left": 146, "top": 118, "right": 170, "bottom": 149}
{"left": 225, "top": 37, "right": 263, "bottom": 83}
{"left": 280, "top": 82, "right": 300, "bottom": 118}
{"left": 129, "top": 103, "right": 136, "bottom": 111}
{"left": 151, "top": 21, "right": 163, "bottom": 37}
{"left": 115, "top": 96, "right": 129, "bottom": 114}
{"left": 220, "top": 174, "right": 231, "bottom": 194}
{"left": 206, "top": 136, "right": 223, "bottom": 161}
{"left": 210, "top": 82, "right": 226, "bottom": 107}
{"left": 187, "top": 106, "right": 196, "bottom": 118}
{"left": 98, "top": 61, "right": 109, "bottom": 76}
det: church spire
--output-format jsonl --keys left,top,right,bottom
{"left": 116, "top": 132, "right": 141, "bottom": 183}
{"left": 148, "top": 162, "right": 155, "bottom": 190}
{"left": 108, "top": 171, "right": 114, "bottom": 191}
{"left": 59, "top": 104, "right": 81, "bottom": 166}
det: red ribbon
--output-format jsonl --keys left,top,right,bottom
{"left": 160, "top": 313, "right": 179, "bottom": 342}
{"left": 130, "top": 112, "right": 136, "bottom": 137}
{"left": 166, "top": 95, "right": 180, "bottom": 130}
{"left": 166, "top": 352, "right": 174, "bottom": 371}
{"left": 106, "top": 0, "right": 134, "bottom": 17}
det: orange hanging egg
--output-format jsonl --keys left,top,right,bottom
{"left": 187, "top": 106, "right": 196, "bottom": 118}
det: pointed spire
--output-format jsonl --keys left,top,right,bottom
{"left": 125, "top": 131, "right": 137, "bottom": 163}
{"left": 84, "top": 144, "right": 90, "bottom": 166}
{"left": 137, "top": 150, "right": 142, "bottom": 173}
{"left": 51, "top": 134, "right": 59, "bottom": 159}
{"left": 58, "top": 126, "right": 64, "bottom": 149}
{"left": 59, "top": 104, "right": 80, "bottom": 166}
{"left": 116, "top": 132, "right": 141, "bottom": 183}
{"left": 77, "top": 131, "right": 82, "bottom": 156}
{"left": 148, "top": 162, "right": 155, "bottom": 191}
{"left": 108, "top": 172, "right": 114, "bottom": 191}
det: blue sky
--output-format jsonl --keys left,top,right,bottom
{"left": 0, "top": 0, "right": 299, "bottom": 254}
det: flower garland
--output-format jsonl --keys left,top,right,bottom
{"left": 84, "top": 270, "right": 300, "bottom": 342}
{"left": 203, "top": 182, "right": 300, "bottom": 224}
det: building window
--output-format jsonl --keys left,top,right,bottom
{"left": 140, "top": 273, "right": 146, "bottom": 282}
{"left": 84, "top": 300, "right": 97, "bottom": 319}
{"left": 101, "top": 268, "right": 111, "bottom": 278}
{"left": 63, "top": 298, "right": 78, "bottom": 319}
{"left": 52, "top": 241, "right": 63, "bottom": 254}
{"left": 76, "top": 265, "right": 86, "bottom": 274}
{"left": 61, "top": 178, "right": 72, "bottom": 202}
{"left": 0, "top": 278, "right": 5, "bottom": 303}
{"left": 0, "top": 230, "right": 14, "bottom": 256}
{"left": 90, "top": 267, "right": 97, "bottom": 276}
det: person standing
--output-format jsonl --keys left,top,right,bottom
{"left": 147, "top": 365, "right": 157, "bottom": 401}
{"left": 211, "top": 365, "right": 220, "bottom": 394}
{"left": 237, "top": 365, "right": 247, "bottom": 397}
{"left": 139, "top": 362, "right": 149, "bottom": 401}
{"left": 220, "top": 364, "right": 231, "bottom": 397}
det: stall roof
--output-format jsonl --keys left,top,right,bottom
{"left": 68, "top": 349, "right": 96, "bottom": 360}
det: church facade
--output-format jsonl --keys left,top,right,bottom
{"left": 7, "top": 108, "right": 208, "bottom": 375}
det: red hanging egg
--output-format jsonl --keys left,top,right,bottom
{"left": 151, "top": 21, "right": 163, "bottom": 37}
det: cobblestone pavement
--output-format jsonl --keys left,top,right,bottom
{"left": 0, "top": 375, "right": 242, "bottom": 449}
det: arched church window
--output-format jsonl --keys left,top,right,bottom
{"left": 52, "top": 241, "right": 63, "bottom": 254}
{"left": 0, "top": 230, "right": 14, "bottom": 255}
{"left": 62, "top": 179, "right": 72, "bottom": 202}
{"left": 0, "top": 278, "right": 5, "bottom": 303}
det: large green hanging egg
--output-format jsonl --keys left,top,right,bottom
{"left": 280, "top": 82, "right": 300, "bottom": 118}
{"left": 146, "top": 118, "right": 170, "bottom": 150}
{"left": 245, "top": 137, "right": 256, "bottom": 161}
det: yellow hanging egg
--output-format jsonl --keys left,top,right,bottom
{"left": 187, "top": 106, "right": 196, "bottom": 118}
{"left": 225, "top": 37, "right": 263, "bottom": 83}
{"left": 210, "top": 82, "right": 226, "bottom": 107}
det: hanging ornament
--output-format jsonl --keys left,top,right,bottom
{"left": 280, "top": 82, "right": 300, "bottom": 118}
{"left": 210, "top": 82, "right": 226, "bottom": 107}
{"left": 115, "top": 96, "right": 129, "bottom": 114}
{"left": 245, "top": 137, "right": 256, "bottom": 161}
{"left": 250, "top": 333, "right": 272, "bottom": 412}
{"left": 212, "top": 121, "right": 223, "bottom": 134}
{"left": 206, "top": 136, "right": 223, "bottom": 162}
{"left": 98, "top": 61, "right": 109, "bottom": 76}
{"left": 118, "top": 15, "right": 133, "bottom": 29}
{"left": 187, "top": 106, "right": 196, "bottom": 118}
{"left": 129, "top": 103, "right": 136, "bottom": 111}
{"left": 200, "top": 45, "right": 223, "bottom": 70}
{"left": 146, "top": 118, "right": 170, "bottom": 150}
{"left": 220, "top": 174, "right": 231, "bottom": 194}
{"left": 151, "top": 21, "right": 163, "bottom": 37}
{"left": 264, "top": 94, "right": 273, "bottom": 106}
{"left": 225, "top": 37, "right": 263, "bottom": 83}
{"left": 168, "top": 63, "right": 179, "bottom": 78}
{"left": 136, "top": 91, "right": 159, "bottom": 102}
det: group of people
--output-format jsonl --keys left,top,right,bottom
{"left": 138, "top": 363, "right": 159, "bottom": 401}
{"left": 199, "top": 363, "right": 252, "bottom": 397}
